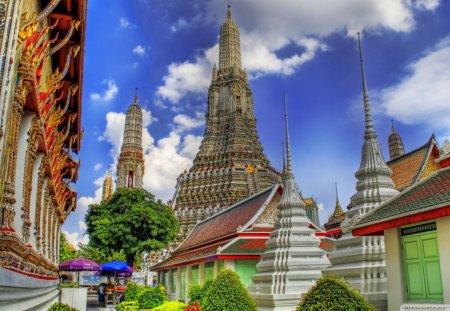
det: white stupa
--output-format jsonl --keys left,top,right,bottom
{"left": 248, "top": 94, "right": 331, "bottom": 311}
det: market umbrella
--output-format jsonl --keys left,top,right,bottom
{"left": 101, "top": 261, "right": 132, "bottom": 272}
{"left": 59, "top": 258, "right": 101, "bottom": 284}
{"left": 60, "top": 258, "right": 101, "bottom": 271}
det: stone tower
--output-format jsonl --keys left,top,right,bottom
{"left": 101, "top": 170, "right": 114, "bottom": 202}
{"left": 324, "top": 33, "right": 398, "bottom": 310}
{"left": 116, "top": 93, "right": 145, "bottom": 189}
{"left": 388, "top": 120, "right": 405, "bottom": 160}
{"left": 171, "top": 6, "right": 280, "bottom": 242}
{"left": 249, "top": 94, "right": 330, "bottom": 310}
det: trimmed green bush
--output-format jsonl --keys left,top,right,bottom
{"left": 297, "top": 275, "right": 377, "bottom": 311}
{"left": 203, "top": 269, "right": 256, "bottom": 311}
{"left": 124, "top": 282, "right": 145, "bottom": 301}
{"left": 137, "top": 287, "right": 167, "bottom": 309}
{"left": 188, "top": 285, "right": 203, "bottom": 303}
{"left": 116, "top": 301, "right": 139, "bottom": 311}
{"left": 47, "top": 302, "right": 78, "bottom": 311}
{"left": 152, "top": 300, "right": 187, "bottom": 311}
{"left": 188, "top": 279, "right": 213, "bottom": 308}
{"left": 59, "top": 282, "right": 79, "bottom": 288}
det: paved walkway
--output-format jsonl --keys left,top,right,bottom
{"left": 86, "top": 294, "right": 117, "bottom": 311}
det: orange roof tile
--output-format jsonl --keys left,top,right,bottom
{"left": 387, "top": 139, "right": 431, "bottom": 191}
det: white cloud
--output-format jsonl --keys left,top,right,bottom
{"left": 120, "top": 17, "right": 136, "bottom": 28}
{"left": 171, "top": 17, "right": 188, "bottom": 32}
{"left": 98, "top": 112, "right": 126, "bottom": 159}
{"left": 90, "top": 80, "right": 119, "bottom": 103}
{"left": 414, "top": 0, "right": 440, "bottom": 10}
{"left": 120, "top": 17, "right": 130, "bottom": 28}
{"left": 173, "top": 112, "right": 205, "bottom": 133}
{"left": 90, "top": 93, "right": 100, "bottom": 101}
{"left": 143, "top": 132, "right": 202, "bottom": 200}
{"left": 381, "top": 36, "right": 450, "bottom": 132}
{"left": 317, "top": 202, "right": 325, "bottom": 211}
{"left": 63, "top": 230, "right": 88, "bottom": 250}
{"left": 94, "top": 163, "right": 103, "bottom": 171}
{"left": 133, "top": 45, "right": 147, "bottom": 57}
{"left": 156, "top": 0, "right": 440, "bottom": 105}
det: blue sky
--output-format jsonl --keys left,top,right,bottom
{"left": 62, "top": 0, "right": 450, "bottom": 247}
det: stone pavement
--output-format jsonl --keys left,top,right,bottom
{"left": 86, "top": 294, "right": 117, "bottom": 311}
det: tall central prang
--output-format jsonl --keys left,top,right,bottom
{"left": 171, "top": 6, "right": 280, "bottom": 242}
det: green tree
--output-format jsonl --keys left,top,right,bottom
{"left": 204, "top": 269, "right": 256, "bottom": 311}
{"left": 85, "top": 188, "right": 178, "bottom": 266}
{"left": 76, "top": 243, "right": 127, "bottom": 264}
{"left": 59, "top": 232, "right": 78, "bottom": 263}
{"left": 297, "top": 275, "right": 377, "bottom": 311}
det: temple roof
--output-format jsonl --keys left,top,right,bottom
{"left": 387, "top": 136, "right": 438, "bottom": 191}
{"left": 353, "top": 166, "right": 450, "bottom": 231}
{"left": 152, "top": 185, "right": 281, "bottom": 270}
{"left": 176, "top": 185, "right": 280, "bottom": 252}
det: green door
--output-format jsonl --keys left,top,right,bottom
{"left": 191, "top": 265, "right": 199, "bottom": 286}
{"left": 235, "top": 260, "right": 258, "bottom": 288}
{"left": 204, "top": 261, "right": 214, "bottom": 282}
{"left": 180, "top": 266, "right": 187, "bottom": 301}
{"left": 402, "top": 229, "right": 443, "bottom": 300}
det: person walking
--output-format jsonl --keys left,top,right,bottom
{"left": 97, "top": 283, "right": 106, "bottom": 307}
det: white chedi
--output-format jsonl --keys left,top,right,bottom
{"left": 248, "top": 95, "right": 330, "bottom": 311}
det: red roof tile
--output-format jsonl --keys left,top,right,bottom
{"left": 152, "top": 242, "right": 227, "bottom": 270}
{"left": 177, "top": 186, "right": 276, "bottom": 251}
{"left": 355, "top": 167, "right": 450, "bottom": 227}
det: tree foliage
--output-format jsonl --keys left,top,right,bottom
{"left": 85, "top": 188, "right": 179, "bottom": 266}
{"left": 204, "top": 269, "right": 256, "bottom": 311}
{"left": 59, "top": 233, "right": 78, "bottom": 263}
{"left": 297, "top": 275, "right": 377, "bottom": 311}
{"left": 77, "top": 243, "right": 127, "bottom": 264}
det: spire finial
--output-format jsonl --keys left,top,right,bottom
{"left": 391, "top": 119, "right": 396, "bottom": 133}
{"left": 134, "top": 87, "right": 138, "bottom": 103}
{"left": 335, "top": 182, "right": 339, "bottom": 204}
{"left": 227, "top": 4, "right": 232, "bottom": 19}
{"left": 282, "top": 142, "right": 286, "bottom": 173}
{"left": 283, "top": 91, "right": 293, "bottom": 176}
{"left": 357, "top": 32, "right": 376, "bottom": 139}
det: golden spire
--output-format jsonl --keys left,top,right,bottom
{"left": 101, "top": 170, "right": 114, "bottom": 202}
{"left": 219, "top": 5, "right": 241, "bottom": 69}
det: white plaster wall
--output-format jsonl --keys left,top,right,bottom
{"left": 436, "top": 216, "right": 450, "bottom": 304}
{"left": 28, "top": 153, "right": 43, "bottom": 250}
{"left": 13, "top": 113, "right": 34, "bottom": 237}
{"left": 385, "top": 227, "right": 407, "bottom": 311}
{"left": 224, "top": 259, "right": 235, "bottom": 270}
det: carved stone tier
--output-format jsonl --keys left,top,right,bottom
{"left": 171, "top": 7, "right": 280, "bottom": 244}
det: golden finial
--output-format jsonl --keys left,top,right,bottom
{"left": 227, "top": 4, "right": 232, "bottom": 19}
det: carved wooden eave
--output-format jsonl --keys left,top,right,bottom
{"left": 16, "top": 0, "right": 86, "bottom": 219}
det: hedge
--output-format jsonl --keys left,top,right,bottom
{"left": 203, "top": 269, "right": 256, "bottom": 311}
{"left": 297, "top": 275, "right": 377, "bottom": 311}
